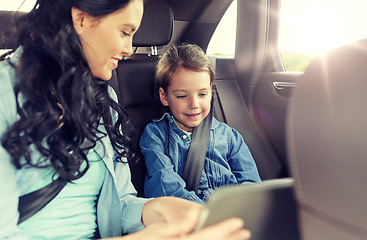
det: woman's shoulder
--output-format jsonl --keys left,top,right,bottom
{"left": 0, "top": 60, "right": 16, "bottom": 92}
{"left": 0, "top": 49, "right": 22, "bottom": 93}
{"left": 0, "top": 58, "right": 18, "bottom": 123}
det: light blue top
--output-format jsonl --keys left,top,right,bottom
{"left": 141, "top": 113, "right": 261, "bottom": 204}
{"left": 19, "top": 151, "right": 105, "bottom": 239}
{"left": 0, "top": 49, "right": 149, "bottom": 239}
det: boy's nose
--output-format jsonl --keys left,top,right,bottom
{"left": 189, "top": 96, "right": 199, "bottom": 108}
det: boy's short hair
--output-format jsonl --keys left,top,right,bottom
{"left": 154, "top": 43, "right": 215, "bottom": 98}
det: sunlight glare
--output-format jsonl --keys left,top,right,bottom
{"left": 279, "top": 0, "right": 367, "bottom": 57}
{"left": 295, "top": 7, "right": 345, "bottom": 56}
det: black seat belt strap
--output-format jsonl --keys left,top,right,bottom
{"left": 182, "top": 102, "right": 213, "bottom": 194}
{"left": 18, "top": 178, "right": 67, "bottom": 224}
{"left": 18, "top": 138, "right": 93, "bottom": 224}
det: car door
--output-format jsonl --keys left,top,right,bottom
{"left": 206, "top": 0, "right": 290, "bottom": 178}
{"left": 208, "top": 0, "right": 295, "bottom": 177}
{"left": 230, "top": 0, "right": 367, "bottom": 174}
{"left": 234, "top": 0, "right": 297, "bottom": 174}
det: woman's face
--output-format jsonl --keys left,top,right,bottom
{"left": 72, "top": 0, "right": 144, "bottom": 80}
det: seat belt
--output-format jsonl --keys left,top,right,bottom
{"left": 18, "top": 177, "right": 67, "bottom": 224}
{"left": 18, "top": 138, "right": 93, "bottom": 224}
{"left": 182, "top": 101, "right": 213, "bottom": 194}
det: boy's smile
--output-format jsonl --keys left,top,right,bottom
{"left": 185, "top": 113, "right": 201, "bottom": 120}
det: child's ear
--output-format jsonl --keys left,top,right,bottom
{"left": 159, "top": 87, "right": 169, "bottom": 106}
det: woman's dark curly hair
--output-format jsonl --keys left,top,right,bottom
{"left": 1, "top": 0, "right": 138, "bottom": 181}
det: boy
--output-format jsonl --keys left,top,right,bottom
{"left": 140, "top": 43, "right": 261, "bottom": 204}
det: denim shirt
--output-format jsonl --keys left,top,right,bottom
{"left": 140, "top": 113, "right": 261, "bottom": 204}
{"left": 0, "top": 49, "right": 149, "bottom": 239}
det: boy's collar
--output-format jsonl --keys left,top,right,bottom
{"left": 154, "top": 112, "right": 219, "bottom": 130}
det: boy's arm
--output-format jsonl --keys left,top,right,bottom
{"left": 140, "top": 123, "right": 205, "bottom": 204}
{"left": 227, "top": 128, "right": 262, "bottom": 183}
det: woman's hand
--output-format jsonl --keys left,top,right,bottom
{"left": 114, "top": 216, "right": 251, "bottom": 240}
{"left": 104, "top": 196, "right": 251, "bottom": 240}
{"left": 186, "top": 218, "right": 251, "bottom": 240}
{"left": 117, "top": 196, "right": 250, "bottom": 240}
{"left": 141, "top": 196, "right": 204, "bottom": 226}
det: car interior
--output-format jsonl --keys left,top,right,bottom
{"left": 1, "top": 0, "right": 366, "bottom": 239}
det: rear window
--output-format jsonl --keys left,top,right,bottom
{"left": 207, "top": 0, "right": 236, "bottom": 57}
{"left": 0, "top": 0, "right": 36, "bottom": 11}
{"left": 278, "top": 0, "right": 367, "bottom": 72}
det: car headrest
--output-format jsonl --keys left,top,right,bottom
{"left": 0, "top": 11, "right": 25, "bottom": 49}
{"left": 117, "top": 55, "right": 161, "bottom": 108}
{"left": 0, "top": 0, "right": 174, "bottom": 50}
{"left": 133, "top": 0, "right": 174, "bottom": 47}
{"left": 287, "top": 39, "right": 367, "bottom": 238}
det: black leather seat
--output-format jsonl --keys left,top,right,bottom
{"left": 287, "top": 39, "right": 367, "bottom": 239}
{"left": 112, "top": 0, "right": 174, "bottom": 196}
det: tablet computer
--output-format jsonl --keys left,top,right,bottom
{"left": 195, "top": 178, "right": 300, "bottom": 240}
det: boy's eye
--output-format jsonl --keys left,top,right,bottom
{"left": 176, "top": 95, "right": 187, "bottom": 99}
{"left": 199, "top": 93, "right": 208, "bottom": 96}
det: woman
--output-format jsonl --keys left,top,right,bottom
{"left": 0, "top": 0, "right": 251, "bottom": 239}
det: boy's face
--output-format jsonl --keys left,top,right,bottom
{"left": 159, "top": 67, "right": 212, "bottom": 132}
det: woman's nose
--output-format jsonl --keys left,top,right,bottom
{"left": 121, "top": 38, "right": 133, "bottom": 57}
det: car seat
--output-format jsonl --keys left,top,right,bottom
{"left": 112, "top": 0, "right": 174, "bottom": 196}
{"left": 287, "top": 39, "right": 367, "bottom": 239}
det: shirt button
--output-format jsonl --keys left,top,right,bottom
{"left": 183, "top": 135, "right": 187, "bottom": 139}
{"left": 107, "top": 153, "right": 113, "bottom": 158}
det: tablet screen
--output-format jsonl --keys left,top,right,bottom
{"left": 195, "top": 178, "right": 300, "bottom": 240}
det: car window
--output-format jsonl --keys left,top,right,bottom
{"left": 206, "top": 0, "right": 236, "bottom": 57}
{"left": 0, "top": 0, "right": 36, "bottom": 11}
{"left": 278, "top": 0, "right": 367, "bottom": 72}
